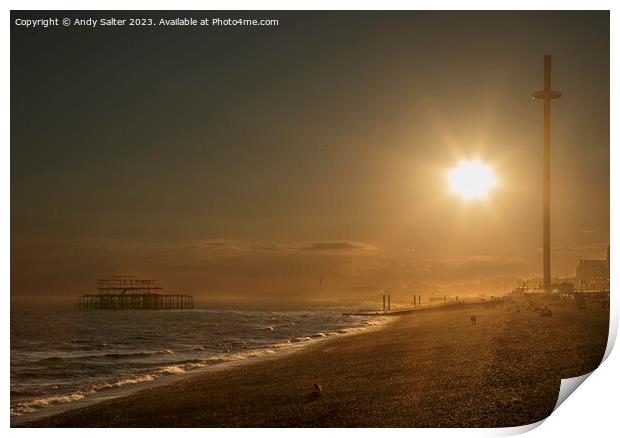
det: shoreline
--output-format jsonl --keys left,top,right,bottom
{"left": 11, "top": 310, "right": 392, "bottom": 426}
{"left": 19, "top": 297, "right": 608, "bottom": 427}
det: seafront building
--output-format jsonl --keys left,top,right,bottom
{"left": 576, "top": 246, "right": 610, "bottom": 292}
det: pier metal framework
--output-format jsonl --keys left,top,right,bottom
{"left": 95, "top": 275, "right": 163, "bottom": 294}
{"left": 75, "top": 276, "right": 193, "bottom": 311}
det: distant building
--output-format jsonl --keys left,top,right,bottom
{"left": 576, "top": 250, "right": 610, "bottom": 291}
{"left": 607, "top": 245, "right": 611, "bottom": 266}
{"left": 556, "top": 282, "right": 574, "bottom": 294}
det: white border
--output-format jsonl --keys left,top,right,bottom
{"left": 4, "top": 2, "right": 617, "bottom": 437}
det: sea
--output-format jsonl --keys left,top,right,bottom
{"left": 10, "top": 302, "right": 385, "bottom": 424}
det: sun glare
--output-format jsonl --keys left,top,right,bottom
{"left": 447, "top": 160, "right": 497, "bottom": 200}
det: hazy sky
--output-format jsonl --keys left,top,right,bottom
{"left": 11, "top": 11, "right": 609, "bottom": 299}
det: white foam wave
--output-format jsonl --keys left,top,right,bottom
{"left": 159, "top": 366, "right": 185, "bottom": 375}
{"left": 11, "top": 392, "right": 87, "bottom": 416}
{"left": 12, "top": 315, "right": 388, "bottom": 418}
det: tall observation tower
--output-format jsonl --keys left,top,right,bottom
{"left": 532, "top": 55, "right": 561, "bottom": 291}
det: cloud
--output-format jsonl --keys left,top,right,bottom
{"left": 414, "top": 255, "right": 532, "bottom": 283}
{"left": 202, "top": 241, "right": 233, "bottom": 248}
{"left": 182, "top": 240, "right": 378, "bottom": 254}
{"left": 422, "top": 255, "right": 526, "bottom": 267}
{"left": 186, "top": 240, "right": 235, "bottom": 249}
{"left": 250, "top": 244, "right": 281, "bottom": 251}
{"left": 549, "top": 242, "right": 609, "bottom": 256}
{"left": 291, "top": 241, "right": 378, "bottom": 253}
{"left": 16, "top": 236, "right": 582, "bottom": 298}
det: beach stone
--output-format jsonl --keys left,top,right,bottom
{"left": 312, "top": 383, "right": 323, "bottom": 397}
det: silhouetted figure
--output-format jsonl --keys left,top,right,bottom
{"left": 473, "top": 316, "right": 477, "bottom": 325}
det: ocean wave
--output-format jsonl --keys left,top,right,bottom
{"left": 208, "top": 348, "right": 277, "bottom": 363}
{"left": 10, "top": 388, "right": 44, "bottom": 397}
{"left": 90, "top": 374, "right": 156, "bottom": 392}
{"left": 14, "top": 369, "right": 84, "bottom": 379}
{"left": 33, "top": 356, "right": 64, "bottom": 364}
{"left": 10, "top": 392, "right": 87, "bottom": 417}
{"left": 158, "top": 365, "right": 188, "bottom": 375}
{"left": 69, "top": 341, "right": 110, "bottom": 350}
{"left": 99, "top": 349, "right": 174, "bottom": 359}
{"left": 271, "top": 340, "right": 292, "bottom": 348}
{"left": 33, "top": 349, "right": 175, "bottom": 365}
{"left": 11, "top": 373, "right": 160, "bottom": 417}
{"left": 12, "top": 312, "right": 388, "bottom": 418}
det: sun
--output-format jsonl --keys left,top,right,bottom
{"left": 447, "top": 160, "right": 497, "bottom": 200}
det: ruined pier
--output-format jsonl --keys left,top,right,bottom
{"left": 74, "top": 276, "right": 193, "bottom": 311}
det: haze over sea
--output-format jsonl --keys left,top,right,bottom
{"left": 10, "top": 302, "right": 385, "bottom": 422}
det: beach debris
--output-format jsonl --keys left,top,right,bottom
{"left": 540, "top": 308, "right": 552, "bottom": 317}
{"left": 311, "top": 383, "right": 323, "bottom": 397}
{"left": 304, "top": 383, "right": 323, "bottom": 403}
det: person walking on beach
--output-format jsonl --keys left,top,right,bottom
{"left": 473, "top": 315, "right": 477, "bottom": 325}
